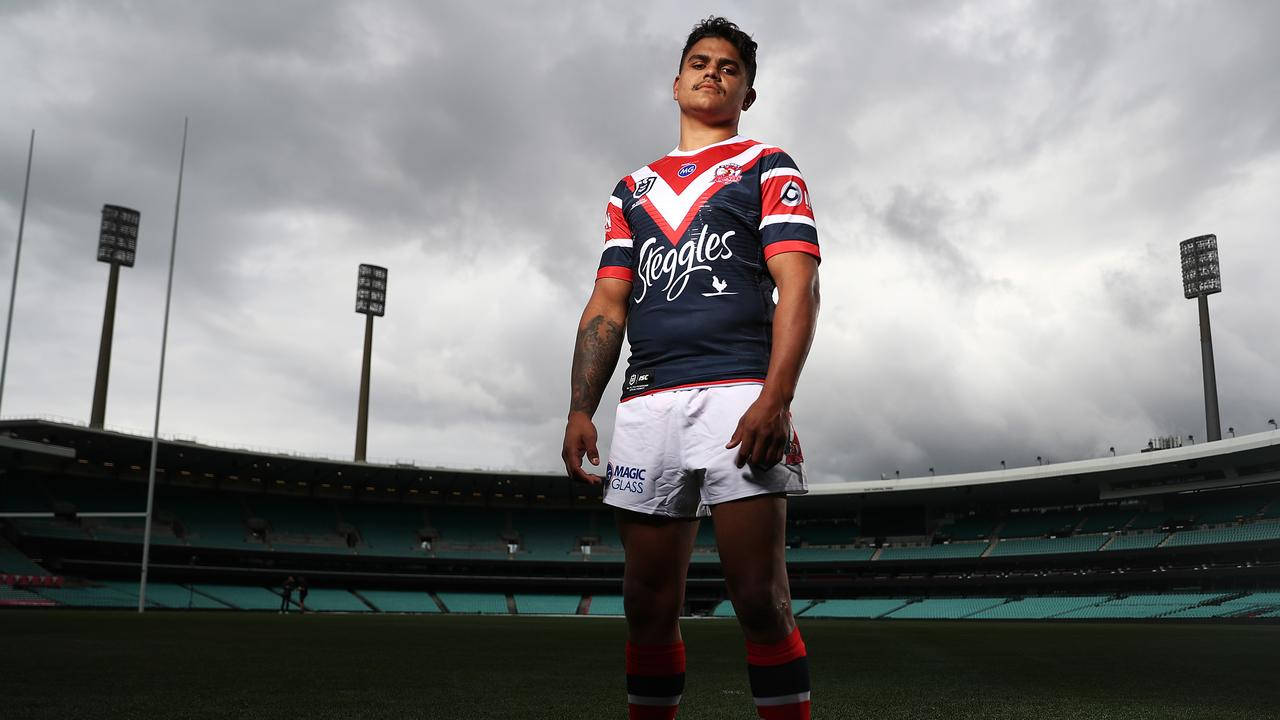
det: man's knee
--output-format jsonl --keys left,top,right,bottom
{"left": 729, "top": 581, "right": 793, "bottom": 635}
{"left": 623, "top": 579, "right": 682, "bottom": 630}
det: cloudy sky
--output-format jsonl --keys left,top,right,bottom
{"left": 1, "top": 0, "right": 1277, "bottom": 484}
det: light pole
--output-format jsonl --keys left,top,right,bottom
{"left": 91, "top": 204, "right": 140, "bottom": 429}
{"left": 353, "top": 263, "right": 387, "bottom": 462}
{"left": 1180, "top": 234, "right": 1223, "bottom": 442}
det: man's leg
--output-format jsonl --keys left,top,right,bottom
{"left": 712, "top": 494, "right": 810, "bottom": 719}
{"left": 618, "top": 509, "right": 699, "bottom": 720}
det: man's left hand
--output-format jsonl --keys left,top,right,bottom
{"left": 725, "top": 394, "right": 789, "bottom": 469}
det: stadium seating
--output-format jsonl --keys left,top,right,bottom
{"left": 512, "top": 511, "right": 590, "bottom": 558}
{"left": 792, "top": 523, "right": 858, "bottom": 545}
{"left": 877, "top": 541, "right": 986, "bottom": 561}
{"left": 884, "top": 597, "right": 1007, "bottom": 619}
{"left": 936, "top": 516, "right": 996, "bottom": 541}
{"left": 513, "top": 593, "right": 581, "bottom": 614}
{"left": 436, "top": 592, "right": 509, "bottom": 614}
{"left": 163, "top": 496, "right": 254, "bottom": 549}
{"left": 586, "top": 595, "right": 625, "bottom": 615}
{"left": 1053, "top": 592, "right": 1229, "bottom": 619}
{"left": 0, "top": 537, "right": 49, "bottom": 575}
{"left": 997, "top": 512, "right": 1080, "bottom": 538}
{"left": 30, "top": 582, "right": 155, "bottom": 608}
{"left": 1100, "top": 532, "right": 1167, "bottom": 551}
{"left": 1076, "top": 509, "right": 1138, "bottom": 533}
{"left": 0, "top": 584, "right": 57, "bottom": 606}
{"left": 12, "top": 517, "right": 91, "bottom": 541}
{"left": 340, "top": 503, "right": 427, "bottom": 557}
{"left": 800, "top": 598, "right": 911, "bottom": 618}
{"left": 298, "top": 588, "right": 371, "bottom": 612}
{"left": 192, "top": 584, "right": 288, "bottom": 611}
{"left": 1162, "top": 520, "right": 1280, "bottom": 548}
{"left": 84, "top": 517, "right": 185, "bottom": 546}
{"left": 1189, "top": 498, "right": 1266, "bottom": 524}
{"left": 786, "top": 546, "right": 875, "bottom": 562}
{"left": 1162, "top": 591, "right": 1280, "bottom": 618}
{"left": 986, "top": 535, "right": 1108, "bottom": 557}
{"left": 357, "top": 590, "right": 440, "bottom": 613}
{"left": 966, "top": 595, "right": 1111, "bottom": 619}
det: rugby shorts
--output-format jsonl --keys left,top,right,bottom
{"left": 602, "top": 383, "right": 807, "bottom": 518}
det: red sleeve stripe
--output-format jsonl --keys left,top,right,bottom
{"left": 763, "top": 240, "right": 821, "bottom": 261}
{"left": 597, "top": 266, "right": 634, "bottom": 282}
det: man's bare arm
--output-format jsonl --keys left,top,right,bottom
{"left": 726, "top": 252, "right": 820, "bottom": 467}
{"left": 563, "top": 278, "right": 631, "bottom": 482}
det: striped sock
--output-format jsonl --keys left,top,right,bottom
{"left": 626, "top": 640, "right": 685, "bottom": 719}
{"left": 745, "top": 626, "right": 811, "bottom": 719}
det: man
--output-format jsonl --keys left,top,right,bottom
{"left": 561, "top": 16, "right": 820, "bottom": 720}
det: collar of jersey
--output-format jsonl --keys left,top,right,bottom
{"left": 667, "top": 134, "right": 748, "bottom": 157}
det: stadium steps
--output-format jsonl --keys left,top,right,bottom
{"left": 187, "top": 585, "right": 238, "bottom": 609}
{"left": 1155, "top": 532, "right": 1174, "bottom": 548}
{"left": 349, "top": 589, "right": 379, "bottom": 612}
{"left": 1098, "top": 534, "right": 1117, "bottom": 551}
{"left": 1044, "top": 595, "right": 1115, "bottom": 619}
{"left": 869, "top": 546, "right": 883, "bottom": 561}
{"left": 428, "top": 591, "right": 448, "bottom": 613}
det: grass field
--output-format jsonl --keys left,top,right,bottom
{"left": 3, "top": 611, "right": 1278, "bottom": 719}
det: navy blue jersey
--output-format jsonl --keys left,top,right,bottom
{"left": 596, "top": 136, "right": 820, "bottom": 401}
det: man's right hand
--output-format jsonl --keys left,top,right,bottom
{"left": 562, "top": 411, "right": 603, "bottom": 484}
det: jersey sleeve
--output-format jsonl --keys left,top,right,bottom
{"left": 596, "top": 178, "right": 635, "bottom": 283}
{"left": 758, "top": 151, "right": 820, "bottom": 263}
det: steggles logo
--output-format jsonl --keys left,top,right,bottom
{"left": 635, "top": 226, "right": 735, "bottom": 302}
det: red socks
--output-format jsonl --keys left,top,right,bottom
{"left": 745, "top": 627, "right": 811, "bottom": 719}
{"left": 626, "top": 641, "right": 686, "bottom": 720}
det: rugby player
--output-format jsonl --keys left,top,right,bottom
{"left": 562, "top": 16, "right": 820, "bottom": 720}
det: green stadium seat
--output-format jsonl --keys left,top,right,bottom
{"left": 358, "top": 590, "right": 440, "bottom": 613}
{"left": 587, "top": 595, "right": 625, "bottom": 615}
{"left": 1100, "top": 532, "right": 1167, "bottom": 551}
{"left": 437, "top": 592, "right": 509, "bottom": 614}
{"left": 885, "top": 597, "right": 1007, "bottom": 619}
{"left": 514, "top": 593, "right": 581, "bottom": 614}
{"left": 877, "top": 541, "right": 986, "bottom": 561}
{"left": 801, "top": 598, "right": 911, "bottom": 618}
{"left": 987, "top": 535, "right": 1107, "bottom": 557}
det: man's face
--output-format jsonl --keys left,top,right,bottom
{"left": 673, "top": 36, "right": 755, "bottom": 124}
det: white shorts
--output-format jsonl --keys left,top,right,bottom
{"left": 602, "top": 383, "right": 808, "bottom": 518}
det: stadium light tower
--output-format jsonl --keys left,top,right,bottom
{"left": 90, "top": 204, "right": 140, "bottom": 429}
{"left": 1180, "top": 234, "right": 1223, "bottom": 442}
{"left": 353, "top": 264, "right": 387, "bottom": 462}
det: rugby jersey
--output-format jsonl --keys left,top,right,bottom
{"left": 596, "top": 135, "right": 820, "bottom": 400}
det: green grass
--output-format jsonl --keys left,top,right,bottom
{"left": 3, "top": 611, "right": 1278, "bottom": 719}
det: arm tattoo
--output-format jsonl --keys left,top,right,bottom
{"left": 569, "top": 314, "right": 624, "bottom": 416}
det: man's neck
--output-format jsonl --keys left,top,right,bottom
{"left": 677, "top": 115, "right": 740, "bottom": 152}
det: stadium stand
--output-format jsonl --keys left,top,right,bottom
{"left": 786, "top": 546, "right": 875, "bottom": 562}
{"left": 513, "top": 593, "right": 581, "bottom": 614}
{"left": 966, "top": 595, "right": 1112, "bottom": 619}
{"left": 885, "top": 597, "right": 1008, "bottom": 619}
{"left": 512, "top": 511, "right": 589, "bottom": 558}
{"left": 935, "top": 516, "right": 996, "bottom": 540}
{"left": 997, "top": 511, "right": 1080, "bottom": 538}
{"left": 586, "top": 595, "right": 625, "bottom": 616}
{"left": 436, "top": 592, "right": 509, "bottom": 614}
{"left": 801, "top": 598, "right": 912, "bottom": 618}
{"left": 0, "top": 536, "right": 49, "bottom": 575}
{"left": 1162, "top": 520, "right": 1280, "bottom": 547}
{"left": 357, "top": 590, "right": 440, "bottom": 613}
{"left": 298, "top": 588, "right": 370, "bottom": 612}
{"left": 1076, "top": 508, "right": 1138, "bottom": 533}
{"left": 0, "top": 584, "right": 56, "bottom": 606}
{"left": 987, "top": 535, "right": 1109, "bottom": 557}
{"left": 1162, "top": 591, "right": 1280, "bottom": 618}
{"left": 1054, "top": 592, "right": 1230, "bottom": 619}
{"left": 192, "top": 584, "right": 288, "bottom": 611}
{"left": 1100, "top": 532, "right": 1167, "bottom": 551}
{"left": 340, "top": 503, "right": 426, "bottom": 557}
{"left": 877, "top": 541, "right": 986, "bottom": 560}
{"left": 791, "top": 522, "right": 859, "bottom": 546}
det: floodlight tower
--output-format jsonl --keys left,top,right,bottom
{"left": 1180, "top": 234, "right": 1223, "bottom": 442}
{"left": 353, "top": 264, "right": 387, "bottom": 462}
{"left": 90, "top": 205, "right": 140, "bottom": 429}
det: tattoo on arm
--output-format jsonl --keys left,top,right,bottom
{"left": 569, "top": 314, "right": 624, "bottom": 416}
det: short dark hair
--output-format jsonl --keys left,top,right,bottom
{"left": 679, "top": 16, "right": 758, "bottom": 88}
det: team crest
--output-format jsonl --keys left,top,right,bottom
{"left": 633, "top": 176, "right": 656, "bottom": 198}
{"left": 713, "top": 163, "right": 742, "bottom": 184}
{"left": 785, "top": 429, "right": 804, "bottom": 465}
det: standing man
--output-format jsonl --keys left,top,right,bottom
{"left": 280, "top": 575, "right": 295, "bottom": 614}
{"left": 562, "top": 16, "right": 820, "bottom": 720}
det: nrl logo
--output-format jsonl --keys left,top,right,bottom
{"left": 713, "top": 163, "right": 742, "bottom": 184}
{"left": 633, "top": 176, "right": 656, "bottom": 199}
